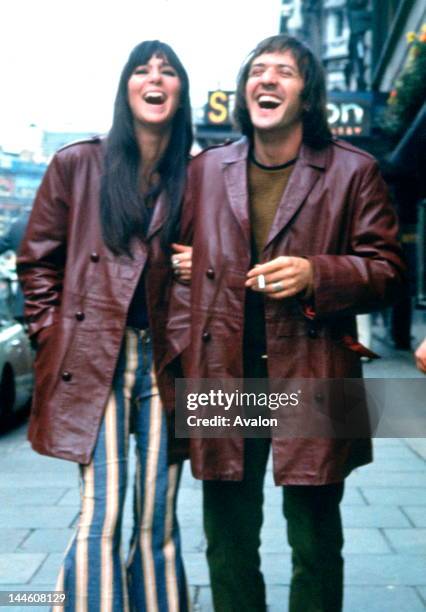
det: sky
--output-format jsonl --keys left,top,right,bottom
{"left": 1, "top": 0, "right": 282, "bottom": 150}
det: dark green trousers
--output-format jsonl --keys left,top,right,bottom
{"left": 203, "top": 439, "right": 344, "bottom": 612}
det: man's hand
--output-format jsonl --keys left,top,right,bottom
{"left": 171, "top": 243, "right": 192, "bottom": 282}
{"left": 415, "top": 338, "right": 426, "bottom": 373}
{"left": 245, "top": 256, "right": 313, "bottom": 300}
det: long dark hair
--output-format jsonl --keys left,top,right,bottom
{"left": 100, "top": 40, "right": 193, "bottom": 255}
{"left": 234, "top": 34, "right": 331, "bottom": 150}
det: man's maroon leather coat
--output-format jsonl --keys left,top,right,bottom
{"left": 18, "top": 138, "right": 184, "bottom": 465}
{"left": 168, "top": 136, "right": 406, "bottom": 485}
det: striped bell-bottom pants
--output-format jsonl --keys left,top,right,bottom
{"left": 53, "top": 328, "right": 189, "bottom": 612}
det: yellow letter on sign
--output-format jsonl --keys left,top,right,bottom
{"left": 208, "top": 91, "right": 228, "bottom": 124}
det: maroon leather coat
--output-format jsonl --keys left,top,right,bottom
{"left": 169, "top": 137, "right": 405, "bottom": 486}
{"left": 18, "top": 137, "right": 185, "bottom": 465}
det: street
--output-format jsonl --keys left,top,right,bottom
{"left": 1, "top": 327, "right": 426, "bottom": 611}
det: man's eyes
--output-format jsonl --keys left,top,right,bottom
{"left": 249, "top": 68, "right": 297, "bottom": 78}
{"left": 249, "top": 69, "right": 263, "bottom": 77}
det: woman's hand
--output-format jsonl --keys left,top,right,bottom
{"left": 245, "top": 256, "right": 313, "bottom": 300}
{"left": 171, "top": 243, "right": 192, "bottom": 282}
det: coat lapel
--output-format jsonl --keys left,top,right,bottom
{"left": 222, "top": 138, "right": 251, "bottom": 246}
{"left": 127, "top": 192, "right": 167, "bottom": 262}
{"left": 264, "top": 144, "right": 328, "bottom": 250}
{"left": 147, "top": 191, "right": 167, "bottom": 240}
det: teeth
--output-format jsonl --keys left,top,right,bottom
{"left": 144, "top": 92, "right": 166, "bottom": 104}
{"left": 258, "top": 95, "right": 281, "bottom": 109}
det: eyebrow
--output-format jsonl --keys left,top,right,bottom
{"left": 136, "top": 60, "right": 174, "bottom": 69}
{"left": 251, "top": 62, "right": 298, "bottom": 71}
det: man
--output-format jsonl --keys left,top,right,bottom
{"left": 170, "top": 35, "right": 405, "bottom": 612}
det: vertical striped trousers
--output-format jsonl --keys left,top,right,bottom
{"left": 54, "top": 329, "right": 189, "bottom": 612}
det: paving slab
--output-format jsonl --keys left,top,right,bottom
{"left": 361, "top": 487, "right": 426, "bottom": 505}
{"left": 241, "top": 585, "right": 426, "bottom": 612}
{"left": 417, "top": 586, "right": 426, "bottom": 606}
{"left": 342, "top": 505, "right": 411, "bottom": 528}
{"left": 181, "top": 527, "right": 205, "bottom": 553}
{"left": 184, "top": 552, "right": 210, "bottom": 586}
{"left": 0, "top": 530, "right": 28, "bottom": 553}
{"left": 194, "top": 586, "right": 214, "bottom": 612}
{"left": 0, "top": 554, "right": 46, "bottom": 584}
{"left": 348, "top": 472, "right": 426, "bottom": 487}
{"left": 404, "top": 439, "right": 426, "bottom": 460}
{"left": 0, "top": 455, "right": 76, "bottom": 475}
{"left": 372, "top": 445, "right": 422, "bottom": 460}
{"left": 261, "top": 553, "right": 292, "bottom": 584}
{"left": 356, "top": 457, "right": 426, "bottom": 471}
{"left": 0, "top": 473, "right": 77, "bottom": 488}
{"left": 345, "top": 554, "right": 426, "bottom": 585}
{"left": 0, "top": 488, "right": 67, "bottom": 507}
{"left": 0, "top": 507, "right": 77, "bottom": 529}
{"left": 371, "top": 438, "right": 407, "bottom": 447}
{"left": 341, "top": 486, "right": 368, "bottom": 506}
{"left": 384, "top": 529, "right": 426, "bottom": 554}
{"left": 56, "top": 489, "right": 79, "bottom": 506}
{"left": 18, "top": 529, "right": 74, "bottom": 554}
{"left": 344, "top": 528, "right": 393, "bottom": 554}
{"left": 343, "top": 586, "right": 426, "bottom": 612}
{"left": 402, "top": 507, "right": 426, "bottom": 527}
{"left": 30, "top": 553, "right": 63, "bottom": 584}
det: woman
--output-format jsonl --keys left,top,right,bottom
{"left": 18, "top": 40, "right": 192, "bottom": 611}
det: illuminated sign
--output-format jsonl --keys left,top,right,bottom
{"left": 205, "top": 90, "right": 375, "bottom": 137}
{"left": 206, "top": 90, "right": 235, "bottom": 125}
{"left": 327, "top": 94, "right": 371, "bottom": 137}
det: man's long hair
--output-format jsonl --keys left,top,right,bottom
{"left": 234, "top": 34, "right": 331, "bottom": 150}
{"left": 100, "top": 40, "right": 193, "bottom": 255}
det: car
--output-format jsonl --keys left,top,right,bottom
{"left": 0, "top": 276, "right": 34, "bottom": 420}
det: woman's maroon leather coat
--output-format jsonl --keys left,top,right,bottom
{"left": 18, "top": 138, "right": 184, "bottom": 465}
{"left": 168, "top": 137, "right": 406, "bottom": 485}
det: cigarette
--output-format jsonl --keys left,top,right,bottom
{"left": 257, "top": 274, "right": 266, "bottom": 289}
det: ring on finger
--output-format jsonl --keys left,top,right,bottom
{"left": 171, "top": 257, "right": 180, "bottom": 269}
{"left": 271, "top": 281, "right": 284, "bottom": 293}
{"left": 257, "top": 274, "right": 266, "bottom": 289}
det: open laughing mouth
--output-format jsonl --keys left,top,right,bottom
{"left": 257, "top": 95, "right": 282, "bottom": 110}
{"left": 143, "top": 92, "right": 166, "bottom": 105}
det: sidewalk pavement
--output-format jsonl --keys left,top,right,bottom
{"left": 0, "top": 322, "right": 425, "bottom": 611}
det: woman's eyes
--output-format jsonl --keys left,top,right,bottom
{"left": 133, "top": 67, "right": 177, "bottom": 77}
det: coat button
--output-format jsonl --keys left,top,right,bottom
{"left": 308, "top": 327, "right": 318, "bottom": 339}
{"left": 62, "top": 371, "right": 73, "bottom": 382}
{"left": 206, "top": 268, "right": 215, "bottom": 279}
{"left": 75, "top": 311, "right": 85, "bottom": 321}
{"left": 202, "top": 331, "right": 211, "bottom": 342}
{"left": 90, "top": 252, "right": 100, "bottom": 262}
{"left": 315, "top": 392, "right": 324, "bottom": 402}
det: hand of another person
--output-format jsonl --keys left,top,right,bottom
{"left": 415, "top": 338, "right": 426, "bottom": 373}
{"left": 245, "top": 256, "right": 313, "bottom": 300}
{"left": 171, "top": 243, "right": 192, "bottom": 283}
